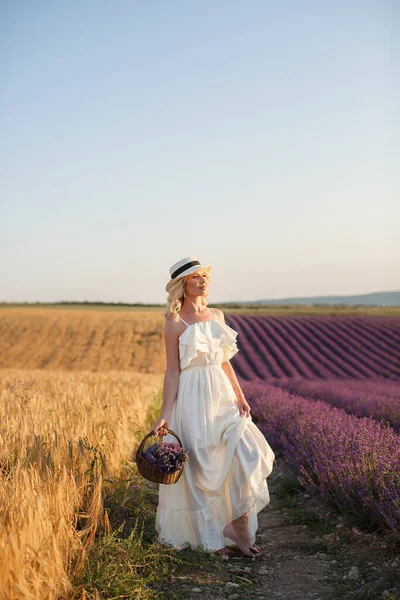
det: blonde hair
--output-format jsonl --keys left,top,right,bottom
{"left": 162, "top": 270, "right": 211, "bottom": 322}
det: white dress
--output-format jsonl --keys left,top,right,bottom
{"left": 155, "top": 308, "right": 276, "bottom": 552}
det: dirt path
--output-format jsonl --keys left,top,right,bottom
{"left": 167, "top": 460, "right": 336, "bottom": 600}
{"left": 159, "top": 459, "right": 399, "bottom": 600}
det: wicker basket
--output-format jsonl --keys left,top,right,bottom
{"left": 135, "top": 428, "right": 188, "bottom": 485}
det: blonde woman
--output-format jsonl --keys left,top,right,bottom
{"left": 153, "top": 256, "right": 275, "bottom": 557}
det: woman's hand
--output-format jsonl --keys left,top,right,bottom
{"left": 153, "top": 417, "right": 169, "bottom": 436}
{"left": 236, "top": 396, "right": 251, "bottom": 418}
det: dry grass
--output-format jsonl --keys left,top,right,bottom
{"left": 0, "top": 308, "right": 165, "bottom": 372}
{"left": 0, "top": 368, "right": 163, "bottom": 600}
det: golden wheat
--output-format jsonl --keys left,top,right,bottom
{"left": 0, "top": 368, "right": 163, "bottom": 600}
{"left": 0, "top": 308, "right": 165, "bottom": 373}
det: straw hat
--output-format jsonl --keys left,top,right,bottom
{"left": 168, "top": 256, "right": 212, "bottom": 282}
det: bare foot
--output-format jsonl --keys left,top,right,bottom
{"left": 223, "top": 523, "right": 254, "bottom": 558}
{"left": 232, "top": 519, "right": 252, "bottom": 547}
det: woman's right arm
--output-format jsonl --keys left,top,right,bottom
{"left": 152, "top": 319, "right": 180, "bottom": 436}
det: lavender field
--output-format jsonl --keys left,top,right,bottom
{"left": 272, "top": 378, "right": 400, "bottom": 432}
{"left": 225, "top": 314, "right": 400, "bottom": 533}
{"left": 226, "top": 314, "right": 400, "bottom": 382}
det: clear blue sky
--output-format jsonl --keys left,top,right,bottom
{"left": 1, "top": 1, "right": 399, "bottom": 303}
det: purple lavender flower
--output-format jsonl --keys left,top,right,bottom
{"left": 244, "top": 380, "right": 400, "bottom": 532}
{"left": 144, "top": 441, "right": 189, "bottom": 474}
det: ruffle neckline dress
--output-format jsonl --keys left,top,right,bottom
{"left": 155, "top": 309, "right": 275, "bottom": 552}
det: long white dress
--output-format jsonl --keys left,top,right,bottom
{"left": 155, "top": 309, "right": 275, "bottom": 552}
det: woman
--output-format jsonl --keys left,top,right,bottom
{"left": 153, "top": 256, "right": 275, "bottom": 557}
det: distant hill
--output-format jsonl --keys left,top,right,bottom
{"left": 237, "top": 290, "right": 400, "bottom": 307}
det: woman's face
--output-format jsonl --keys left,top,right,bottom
{"left": 185, "top": 269, "right": 210, "bottom": 297}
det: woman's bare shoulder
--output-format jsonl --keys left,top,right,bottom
{"left": 164, "top": 315, "right": 183, "bottom": 337}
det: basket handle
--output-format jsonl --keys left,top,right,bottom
{"left": 136, "top": 428, "right": 184, "bottom": 457}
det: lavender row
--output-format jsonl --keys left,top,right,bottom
{"left": 226, "top": 315, "right": 400, "bottom": 381}
{"left": 272, "top": 378, "right": 400, "bottom": 432}
{"left": 243, "top": 381, "right": 400, "bottom": 532}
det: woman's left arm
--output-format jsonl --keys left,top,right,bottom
{"left": 221, "top": 361, "right": 251, "bottom": 417}
{"left": 214, "top": 308, "right": 251, "bottom": 418}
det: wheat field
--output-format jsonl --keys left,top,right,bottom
{"left": 0, "top": 308, "right": 166, "bottom": 373}
{"left": 0, "top": 308, "right": 166, "bottom": 600}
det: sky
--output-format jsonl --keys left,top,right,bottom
{"left": 1, "top": 1, "right": 399, "bottom": 304}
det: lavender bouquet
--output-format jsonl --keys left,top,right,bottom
{"left": 144, "top": 441, "right": 189, "bottom": 474}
